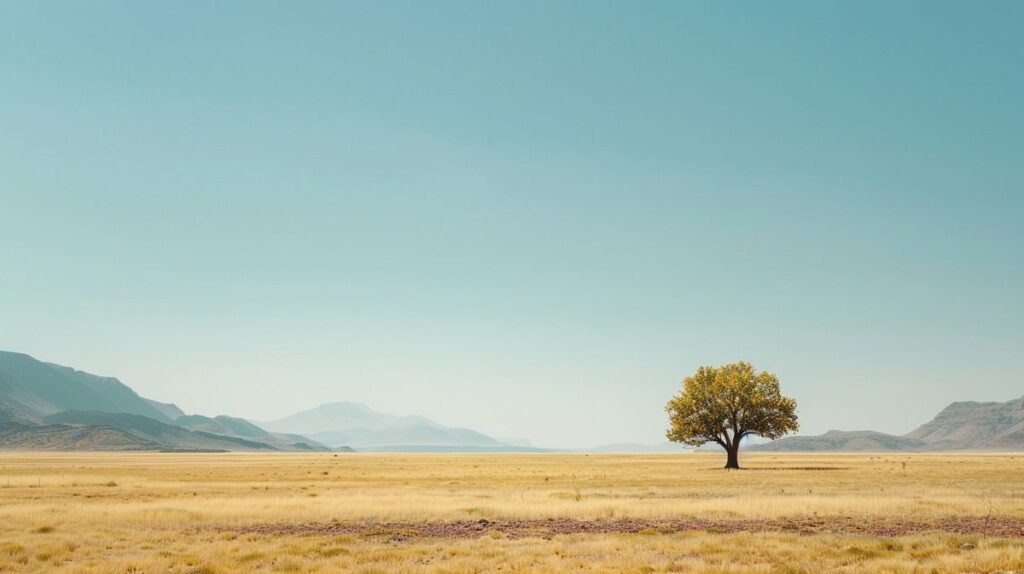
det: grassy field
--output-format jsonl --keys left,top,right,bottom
{"left": 1, "top": 452, "right": 1022, "bottom": 573}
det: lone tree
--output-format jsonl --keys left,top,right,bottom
{"left": 666, "top": 362, "right": 798, "bottom": 469}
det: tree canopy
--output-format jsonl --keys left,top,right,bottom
{"left": 665, "top": 361, "right": 798, "bottom": 468}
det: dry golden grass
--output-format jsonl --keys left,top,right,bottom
{"left": 1, "top": 452, "right": 1022, "bottom": 572}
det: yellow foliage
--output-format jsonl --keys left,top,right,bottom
{"left": 666, "top": 361, "right": 798, "bottom": 467}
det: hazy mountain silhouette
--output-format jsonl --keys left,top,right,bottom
{"left": 0, "top": 351, "right": 332, "bottom": 452}
{"left": 262, "top": 402, "right": 506, "bottom": 450}
{"left": 173, "top": 414, "right": 330, "bottom": 451}
{"left": 0, "top": 351, "right": 182, "bottom": 423}
{"left": 751, "top": 430, "right": 927, "bottom": 452}
{"left": 588, "top": 442, "right": 692, "bottom": 454}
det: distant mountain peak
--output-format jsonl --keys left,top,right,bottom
{"left": 905, "top": 394, "right": 1024, "bottom": 449}
{"left": 262, "top": 402, "right": 501, "bottom": 451}
{"left": 756, "top": 393, "right": 1024, "bottom": 452}
{"left": 0, "top": 350, "right": 331, "bottom": 453}
{"left": 316, "top": 401, "right": 374, "bottom": 412}
{"left": 0, "top": 350, "right": 183, "bottom": 423}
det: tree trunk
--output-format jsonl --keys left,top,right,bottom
{"left": 724, "top": 444, "right": 740, "bottom": 469}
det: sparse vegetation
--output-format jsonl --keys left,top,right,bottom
{"left": 0, "top": 452, "right": 1022, "bottom": 572}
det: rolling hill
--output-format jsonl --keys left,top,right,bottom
{"left": 0, "top": 351, "right": 333, "bottom": 452}
{"left": 173, "top": 414, "right": 330, "bottom": 451}
{"left": 753, "top": 394, "right": 1024, "bottom": 452}
{"left": 750, "top": 430, "right": 928, "bottom": 452}
{"left": 44, "top": 411, "right": 280, "bottom": 452}
{"left": 0, "top": 422, "right": 162, "bottom": 451}
{"left": 589, "top": 442, "right": 693, "bottom": 454}
{"left": 905, "top": 396, "right": 1024, "bottom": 449}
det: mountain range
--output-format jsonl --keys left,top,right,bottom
{"left": 0, "top": 351, "right": 331, "bottom": 452}
{"left": 0, "top": 350, "right": 523, "bottom": 452}
{"left": 3, "top": 349, "right": 1022, "bottom": 453}
{"left": 0, "top": 350, "right": 679, "bottom": 453}
{"left": 261, "top": 402, "right": 512, "bottom": 451}
{"left": 752, "top": 395, "right": 1024, "bottom": 452}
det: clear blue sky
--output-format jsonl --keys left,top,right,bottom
{"left": 2, "top": 1, "right": 1021, "bottom": 448}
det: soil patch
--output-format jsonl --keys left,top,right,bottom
{"left": 235, "top": 516, "right": 1024, "bottom": 540}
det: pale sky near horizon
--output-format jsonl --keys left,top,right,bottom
{"left": 2, "top": 1, "right": 1022, "bottom": 448}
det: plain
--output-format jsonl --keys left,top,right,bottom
{"left": 0, "top": 452, "right": 1022, "bottom": 573}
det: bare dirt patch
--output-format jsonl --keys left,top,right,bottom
{"left": 743, "top": 466, "right": 850, "bottom": 471}
{"left": 237, "top": 516, "right": 1024, "bottom": 540}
